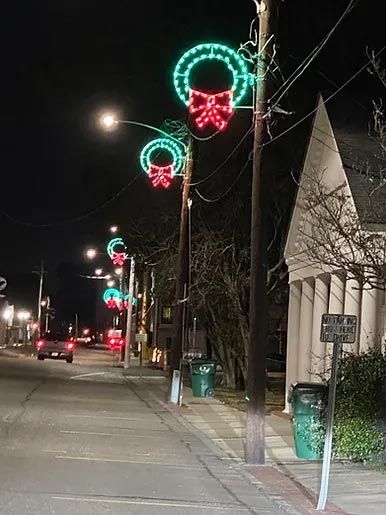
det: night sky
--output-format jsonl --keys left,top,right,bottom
{"left": 0, "top": 1, "right": 384, "bottom": 326}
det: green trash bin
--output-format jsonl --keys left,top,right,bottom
{"left": 289, "top": 383, "right": 327, "bottom": 460}
{"left": 191, "top": 360, "right": 217, "bottom": 397}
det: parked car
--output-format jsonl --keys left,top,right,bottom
{"left": 35, "top": 333, "right": 76, "bottom": 363}
{"left": 107, "top": 336, "right": 125, "bottom": 352}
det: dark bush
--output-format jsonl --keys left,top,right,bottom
{"left": 332, "top": 351, "right": 386, "bottom": 462}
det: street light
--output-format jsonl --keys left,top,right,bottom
{"left": 95, "top": 268, "right": 103, "bottom": 276}
{"left": 115, "top": 267, "right": 123, "bottom": 276}
{"left": 2, "top": 308, "right": 13, "bottom": 321}
{"left": 110, "top": 225, "right": 118, "bottom": 234}
{"left": 17, "top": 310, "right": 31, "bottom": 321}
{"left": 41, "top": 300, "right": 47, "bottom": 307}
{"left": 86, "top": 248, "right": 97, "bottom": 260}
{"left": 99, "top": 113, "right": 186, "bottom": 148}
{"left": 107, "top": 279, "right": 115, "bottom": 288}
{"left": 101, "top": 113, "right": 117, "bottom": 129}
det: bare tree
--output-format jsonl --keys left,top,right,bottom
{"left": 297, "top": 168, "right": 386, "bottom": 289}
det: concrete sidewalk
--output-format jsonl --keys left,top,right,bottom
{"left": 133, "top": 374, "right": 386, "bottom": 515}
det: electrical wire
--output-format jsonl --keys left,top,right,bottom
{"left": 188, "top": 124, "right": 254, "bottom": 186}
{"left": 0, "top": 172, "right": 142, "bottom": 228}
{"left": 186, "top": 124, "right": 222, "bottom": 142}
{"left": 261, "top": 47, "right": 385, "bottom": 151}
{"left": 195, "top": 155, "right": 251, "bottom": 203}
{"left": 194, "top": 47, "right": 385, "bottom": 203}
{"left": 270, "top": 0, "right": 360, "bottom": 110}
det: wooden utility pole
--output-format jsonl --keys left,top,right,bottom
{"left": 124, "top": 257, "right": 136, "bottom": 369}
{"left": 246, "top": 0, "right": 279, "bottom": 464}
{"left": 35, "top": 260, "right": 45, "bottom": 337}
{"left": 170, "top": 137, "right": 194, "bottom": 375}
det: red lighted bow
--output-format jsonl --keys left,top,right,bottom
{"left": 189, "top": 89, "right": 234, "bottom": 131}
{"left": 148, "top": 164, "right": 173, "bottom": 189}
{"left": 111, "top": 252, "right": 127, "bottom": 266}
{"left": 106, "top": 298, "right": 118, "bottom": 310}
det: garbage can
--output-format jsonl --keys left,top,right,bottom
{"left": 191, "top": 360, "right": 217, "bottom": 397}
{"left": 289, "top": 383, "right": 327, "bottom": 460}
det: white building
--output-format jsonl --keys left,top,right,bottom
{"left": 284, "top": 95, "right": 386, "bottom": 408}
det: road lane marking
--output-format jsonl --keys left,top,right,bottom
{"left": 70, "top": 372, "right": 107, "bottom": 379}
{"left": 65, "top": 415, "right": 137, "bottom": 421}
{"left": 60, "top": 430, "right": 131, "bottom": 437}
{"left": 55, "top": 455, "right": 203, "bottom": 469}
{"left": 51, "top": 495, "right": 249, "bottom": 511}
{"left": 60, "top": 430, "right": 168, "bottom": 438}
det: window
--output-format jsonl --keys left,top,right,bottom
{"left": 161, "top": 307, "right": 173, "bottom": 324}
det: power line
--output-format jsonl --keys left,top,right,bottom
{"left": 0, "top": 172, "right": 142, "bottom": 228}
{"left": 195, "top": 154, "right": 251, "bottom": 203}
{"left": 270, "top": 0, "right": 359, "bottom": 110}
{"left": 263, "top": 46, "right": 386, "bottom": 150}
{"left": 189, "top": 125, "right": 254, "bottom": 186}
{"left": 194, "top": 47, "right": 385, "bottom": 203}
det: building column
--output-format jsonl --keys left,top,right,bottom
{"left": 285, "top": 281, "right": 301, "bottom": 411}
{"left": 360, "top": 278, "right": 379, "bottom": 352}
{"left": 344, "top": 278, "right": 361, "bottom": 354}
{"left": 329, "top": 273, "right": 345, "bottom": 314}
{"left": 311, "top": 275, "right": 329, "bottom": 380}
{"left": 298, "top": 278, "right": 315, "bottom": 382}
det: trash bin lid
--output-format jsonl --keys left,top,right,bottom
{"left": 291, "top": 382, "right": 328, "bottom": 392}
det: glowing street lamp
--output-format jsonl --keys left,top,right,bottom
{"left": 115, "top": 267, "right": 123, "bottom": 276}
{"left": 107, "top": 279, "right": 115, "bottom": 288}
{"left": 95, "top": 268, "right": 103, "bottom": 276}
{"left": 17, "top": 310, "right": 31, "bottom": 321}
{"left": 86, "top": 248, "right": 97, "bottom": 260}
{"left": 2, "top": 308, "right": 13, "bottom": 321}
{"left": 101, "top": 113, "right": 117, "bottom": 129}
{"left": 110, "top": 225, "right": 118, "bottom": 234}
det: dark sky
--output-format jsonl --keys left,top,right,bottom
{"left": 0, "top": 0, "right": 384, "bottom": 325}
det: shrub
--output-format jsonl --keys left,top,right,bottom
{"left": 332, "top": 351, "right": 386, "bottom": 462}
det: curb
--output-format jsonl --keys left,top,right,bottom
{"left": 144, "top": 382, "right": 347, "bottom": 515}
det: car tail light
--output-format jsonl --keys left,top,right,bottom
{"left": 119, "top": 339, "right": 125, "bottom": 346}
{"left": 35, "top": 339, "right": 45, "bottom": 349}
{"left": 65, "top": 341, "right": 75, "bottom": 351}
{"left": 110, "top": 338, "right": 116, "bottom": 344}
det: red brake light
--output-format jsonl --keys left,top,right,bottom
{"left": 110, "top": 338, "right": 116, "bottom": 344}
{"left": 36, "top": 339, "right": 45, "bottom": 349}
{"left": 119, "top": 339, "right": 124, "bottom": 345}
{"left": 65, "top": 341, "right": 75, "bottom": 351}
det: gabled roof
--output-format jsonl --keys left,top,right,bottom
{"left": 285, "top": 94, "right": 386, "bottom": 267}
{"left": 333, "top": 127, "right": 386, "bottom": 229}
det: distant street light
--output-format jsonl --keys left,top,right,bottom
{"left": 110, "top": 225, "right": 118, "bottom": 234}
{"left": 95, "top": 268, "right": 103, "bottom": 276}
{"left": 41, "top": 300, "right": 47, "bottom": 307}
{"left": 86, "top": 248, "right": 97, "bottom": 260}
{"left": 2, "top": 308, "right": 13, "bottom": 321}
{"left": 17, "top": 310, "right": 31, "bottom": 321}
{"left": 115, "top": 267, "right": 123, "bottom": 276}
{"left": 107, "top": 279, "right": 115, "bottom": 288}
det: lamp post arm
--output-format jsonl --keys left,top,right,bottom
{"left": 117, "top": 120, "right": 187, "bottom": 149}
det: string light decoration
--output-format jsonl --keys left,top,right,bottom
{"left": 106, "top": 237, "right": 128, "bottom": 266}
{"left": 103, "top": 288, "right": 122, "bottom": 310}
{"left": 140, "top": 138, "right": 185, "bottom": 188}
{"left": 173, "top": 43, "right": 250, "bottom": 131}
{"left": 102, "top": 288, "right": 137, "bottom": 311}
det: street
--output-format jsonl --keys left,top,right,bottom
{"left": 0, "top": 348, "right": 282, "bottom": 514}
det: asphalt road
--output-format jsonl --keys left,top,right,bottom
{"left": 0, "top": 347, "right": 282, "bottom": 514}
